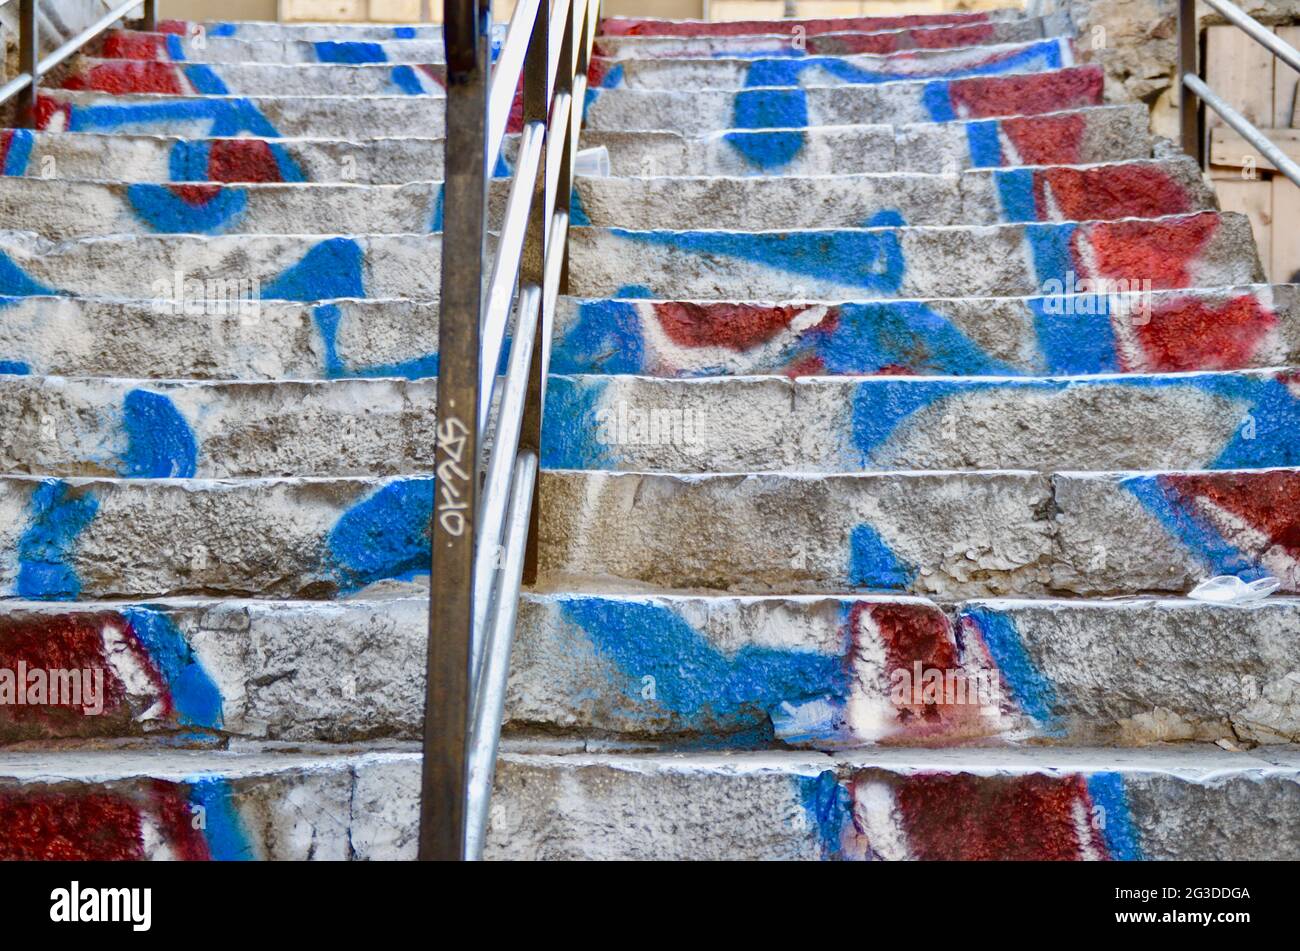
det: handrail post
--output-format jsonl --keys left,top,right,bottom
{"left": 420, "top": 0, "right": 489, "bottom": 862}
{"left": 1178, "top": 0, "right": 1200, "bottom": 161}
{"left": 16, "top": 0, "right": 37, "bottom": 129}
{"left": 141, "top": 0, "right": 157, "bottom": 32}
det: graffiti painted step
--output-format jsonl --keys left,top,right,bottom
{"left": 0, "top": 105, "right": 1150, "bottom": 185}
{"left": 100, "top": 30, "right": 453, "bottom": 65}
{"left": 508, "top": 593, "right": 1300, "bottom": 747}
{"left": 536, "top": 467, "right": 1300, "bottom": 598}
{"left": 589, "top": 38, "right": 1075, "bottom": 91}
{"left": 552, "top": 285, "right": 1300, "bottom": 378}
{"left": 591, "top": 14, "right": 1066, "bottom": 59}
{"left": 597, "top": 10, "right": 1030, "bottom": 39}
{"left": 62, "top": 58, "right": 448, "bottom": 97}
{"left": 0, "top": 747, "right": 415, "bottom": 859}
{"left": 0, "top": 296, "right": 442, "bottom": 380}
{"left": 36, "top": 90, "right": 456, "bottom": 138}
{"left": 0, "top": 598, "right": 429, "bottom": 743}
{"left": 0, "top": 232, "right": 440, "bottom": 300}
{"left": 0, "top": 376, "right": 440, "bottom": 478}
{"left": 572, "top": 158, "right": 1212, "bottom": 229}
{"left": 541, "top": 370, "right": 1300, "bottom": 474}
{"left": 567, "top": 212, "right": 1261, "bottom": 300}
{"left": 0, "top": 130, "right": 474, "bottom": 184}
{"left": 140, "top": 20, "right": 453, "bottom": 41}
{"left": 584, "top": 65, "right": 1105, "bottom": 134}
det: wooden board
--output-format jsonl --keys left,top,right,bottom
{"left": 1210, "top": 127, "right": 1300, "bottom": 172}
{"left": 1274, "top": 26, "right": 1300, "bottom": 128}
{"left": 1272, "top": 175, "right": 1300, "bottom": 283}
{"left": 1205, "top": 25, "right": 1275, "bottom": 129}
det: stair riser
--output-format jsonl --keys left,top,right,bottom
{"left": 63, "top": 59, "right": 447, "bottom": 97}
{"left": 541, "top": 371, "right": 1300, "bottom": 473}
{"left": 553, "top": 286, "right": 1300, "bottom": 378}
{"left": 537, "top": 468, "right": 1300, "bottom": 598}
{"left": 598, "top": 11, "right": 1023, "bottom": 39}
{"left": 0, "top": 106, "right": 1150, "bottom": 185}
{"left": 0, "top": 378, "right": 437, "bottom": 479}
{"left": 589, "top": 38, "right": 1075, "bottom": 90}
{"left": 2, "top": 752, "right": 1294, "bottom": 860}
{"left": 508, "top": 594, "right": 1300, "bottom": 746}
{"left": 100, "top": 31, "right": 452, "bottom": 65}
{"left": 140, "top": 21, "right": 451, "bottom": 41}
{"left": 0, "top": 161, "right": 1208, "bottom": 238}
{"left": 4, "top": 286, "right": 1293, "bottom": 382}
{"left": 584, "top": 66, "right": 1105, "bottom": 134}
{"left": 0, "top": 233, "right": 440, "bottom": 301}
{"left": 3, "top": 468, "right": 1296, "bottom": 601}
{"left": 591, "top": 17, "right": 1057, "bottom": 59}
{"left": 0, "top": 600, "right": 425, "bottom": 743}
{"left": 569, "top": 213, "right": 1262, "bottom": 299}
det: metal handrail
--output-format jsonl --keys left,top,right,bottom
{"left": 421, "top": 0, "right": 600, "bottom": 861}
{"left": 1179, "top": 0, "right": 1300, "bottom": 188}
{"left": 0, "top": 0, "right": 157, "bottom": 126}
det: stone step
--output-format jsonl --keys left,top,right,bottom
{"left": 597, "top": 10, "right": 1029, "bottom": 39}
{"left": 552, "top": 285, "right": 1300, "bottom": 378}
{"left": 590, "top": 15, "right": 1064, "bottom": 59}
{"left": 150, "top": 20, "right": 455, "bottom": 41}
{"left": 2, "top": 746, "right": 1294, "bottom": 859}
{"left": 0, "top": 105, "right": 1150, "bottom": 184}
{"left": 584, "top": 65, "right": 1105, "bottom": 134}
{"left": 62, "top": 37, "right": 1070, "bottom": 97}
{"left": 0, "top": 158, "right": 1207, "bottom": 238}
{"left": 507, "top": 593, "right": 1300, "bottom": 747}
{"left": 585, "top": 104, "right": 1152, "bottom": 177}
{"left": 588, "top": 37, "right": 1076, "bottom": 90}
{"left": 0, "top": 232, "right": 439, "bottom": 301}
{"left": 2, "top": 594, "right": 1296, "bottom": 749}
{"left": 571, "top": 158, "right": 1211, "bottom": 230}
{"left": 540, "top": 370, "right": 1300, "bottom": 474}
{"left": 5, "top": 284, "right": 1291, "bottom": 382}
{"left": 62, "top": 58, "right": 447, "bottom": 97}
{"left": 2, "top": 467, "right": 1296, "bottom": 601}
{"left": 0, "top": 376, "right": 436, "bottom": 479}
{"left": 568, "top": 212, "right": 1261, "bottom": 300}
{"left": 101, "top": 29, "right": 453, "bottom": 65}
{"left": 535, "top": 467, "right": 1300, "bottom": 599}
{"left": 36, "top": 90, "right": 454, "bottom": 138}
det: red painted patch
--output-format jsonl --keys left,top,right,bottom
{"left": 100, "top": 30, "right": 168, "bottom": 60}
{"left": 1160, "top": 470, "right": 1300, "bottom": 562}
{"left": 587, "top": 58, "right": 618, "bottom": 87}
{"left": 1078, "top": 213, "right": 1217, "bottom": 289}
{"left": 416, "top": 64, "right": 446, "bottom": 90}
{"left": 887, "top": 773, "right": 1102, "bottom": 860}
{"left": 207, "top": 138, "right": 285, "bottom": 183}
{"left": 33, "top": 96, "right": 70, "bottom": 132}
{"left": 653, "top": 301, "right": 820, "bottom": 350}
{"left": 61, "top": 61, "right": 185, "bottom": 95}
{"left": 1001, "top": 112, "right": 1085, "bottom": 165}
{"left": 1130, "top": 294, "right": 1277, "bottom": 371}
{"left": 157, "top": 19, "right": 189, "bottom": 34}
{"left": 908, "top": 22, "right": 997, "bottom": 49}
{"left": 948, "top": 66, "right": 1104, "bottom": 120}
{"left": 599, "top": 13, "right": 987, "bottom": 37}
{"left": 168, "top": 184, "right": 223, "bottom": 204}
{"left": 1035, "top": 164, "right": 1191, "bottom": 222}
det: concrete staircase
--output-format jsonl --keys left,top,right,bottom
{"left": 0, "top": 7, "right": 1297, "bottom": 861}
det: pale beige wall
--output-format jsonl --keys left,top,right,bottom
{"left": 159, "top": 0, "right": 707, "bottom": 21}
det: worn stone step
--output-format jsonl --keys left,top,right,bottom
{"left": 590, "top": 15, "right": 1064, "bottom": 59}
{"left": 62, "top": 57, "right": 447, "bottom": 97}
{"left": 1, "top": 746, "right": 1293, "bottom": 859}
{"left": 4, "top": 467, "right": 1295, "bottom": 601}
{"left": 571, "top": 158, "right": 1211, "bottom": 230}
{"left": 589, "top": 37, "right": 1075, "bottom": 90}
{"left": 507, "top": 593, "right": 1300, "bottom": 747}
{"left": 2, "top": 593, "right": 1295, "bottom": 750}
{"left": 540, "top": 370, "right": 1300, "bottom": 473}
{"left": 149, "top": 20, "right": 453, "bottom": 41}
{"left": 0, "top": 232, "right": 439, "bottom": 300}
{"left": 0, "top": 158, "right": 1207, "bottom": 238}
{"left": 535, "top": 467, "right": 1300, "bottom": 598}
{"left": 0, "top": 105, "right": 1150, "bottom": 185}
{"left": 100, "top": 29, "right": 453, "bottom": 65}
{"left": 567, "top": 212, "right": 1261, "bottom": 300}
{"left": 584, "top": 65, "right": 1105, "bottom": 134}
{"left": 597, "top": 10, "right": 1029, "bottom": 39}
{"left": 0, "top": 376, "right": 437, "bottom": 478}
{"left": 36, "top": 90, "right": 455, "bottom": 138}
{"left": 552, "top": 285, "right": 1300, "bottom": 378}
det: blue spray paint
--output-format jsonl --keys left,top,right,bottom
{"left": 550, "top": 293, "right": 648, "bottom": 374}
{"left": 263, "top": 237, "right": 365, "bottom": 301}
{"left": 123, "top": 607, "right": 222, "bottom": 729}
{"left": 539, "top": 376, "right": 612, "bottom": 469}
{"left": 849, "top": 523, "right": 915, "bottom": 590}
{"left": 185, "top": 778, "right": 254, "bottom": 860}
{"left": 126, "top": 184, "right": 249, "bottom": 233}
{"left": 390, "top": 65, "right": 425, "bottom": 95}
{"left": 722, "top": 129, "right": 807, "bottom": 171}
{"left": 15, "top": 480, "right": 98, "bottom": 600}
{"left": 120, "top": 389, "right": 199, "bottom": 478}
{"left": 798, "top": 770, "right": 850, "bottom": 858}
{"left": 1085, "top": 772, "right": 1144, "bottom": 860}
{"left": 1121, "top": 475, "right": 1269, "bottom": 580}
{"left": 2, "top": 129, "right": 34, "bottom": 176}
{"left": 313, "top": 41, "right": 387, "bottom": 63}
{"left": 965, "top": 119, "right": 1003, "bottom": 167}
{"left": 960, "top": 606, "right": 1057, "bottom": 724}
{"left": 326, "top": 479, "right": 434, "bottom": 591}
